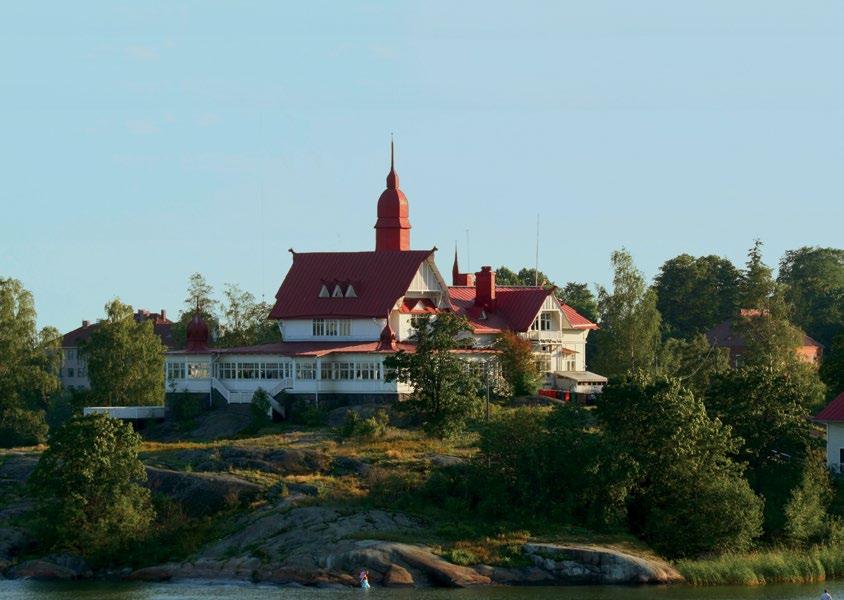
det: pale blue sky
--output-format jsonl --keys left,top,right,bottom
{"left": 1, "top": 2, "right": 842, "bottom": 332}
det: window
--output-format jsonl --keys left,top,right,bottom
{"left": 166, "top": 362, "right": 185, "bottom": 380}
{"left": 296, "top": 362, "right": 315, "bottom": 380}
{"left": 218, "top": 362, "right": 236, "bottom": 379}
{"left": 345, "top": 284, "right": 357, "bottom": 298}
{"left": 565, "top": 357, "right": 576, "bottom": 371}
{"left": 355, "top": 362, "right": 381, "bottom": 380}
{"left": 530, "top": 312, "right": 553, "bottom": 331}
{"left": 312, "top": 319, "right": 351, "bottom": 337}
{"left": 237, "top": 362, "right": 258, "bottom": 379}
{"left": 187, "top": 362, "right": 210, "bottom": 379}
{"left": 332, "top": 285, "right": 344, "bottom": 298}
{"left": 319, "top": 284, "right": 330, "bottom": 298}
{"left": 337, "top": 362, "right": 352, "bottom": 379}
{"left": 67, "top": 368, "right": 75, "bottom": 378}
{"left": 534, "top": 355, "right": 552, "bottom": 373}
{"left": 65, "top": 349, "right": 77, "bottom": 361}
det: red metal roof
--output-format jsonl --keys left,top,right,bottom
{"left": 398, "top": 297, "right": 438, "bottom": 314}
{"left": 706, "top": 318, "right": 822, "bottom": 349}
{"left": 448, "top": 286, "right": 597, "bottom": 333}
{"left": 816, "top": 392, "right": 844, "bottom": 422}
{"left": 169, "top": 340, "right": 417, "bottom": 357}
{"left": 269, "top": 250, "right": 434, "bottom": 320}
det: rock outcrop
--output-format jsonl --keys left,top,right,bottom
{"left": 144, "top": 467, "right": 262, "bottom": 517}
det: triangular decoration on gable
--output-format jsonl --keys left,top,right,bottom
{"left": 332, "top": 284, "right": 344, "bottom": 298}
{"left": 319, "top": 284, "right": 330, "bottom": 298}
{"left": 345, "top": 284, "right": 357, "bottom": 298}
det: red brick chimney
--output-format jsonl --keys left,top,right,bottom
{"left": 82, "top": 320, "right": 90, "bottom": 328}
{"left": 474, "top": 266, "right": 496, "bottom": 311}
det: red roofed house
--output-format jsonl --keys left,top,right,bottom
{"left": 162, "top": 143, "right": 602, "bottom": 411}
{"left": 59, "top": 309, "right": 174, "bottom": 390}
{"left": 706, "top": 309, "right": 823, "bottom": 369}
{"left": 815, "top": 391, "right": 844, "bottom": 473}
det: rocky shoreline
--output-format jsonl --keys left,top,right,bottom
{"left": 1, "top": 437, "right": 682, "bottom": 589}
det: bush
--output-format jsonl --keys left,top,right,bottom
{"left": 250, "top": 388, "right": 271, "bottom": 425}
{"left": 494, "top": 331, "right": 542, "bottom": 397}
{"left": 0, "top": 407, "right": 48, "bottom": 447}
{"left": 337, "top": 409, "right": 389, "bottom": 440}
{"left": 170, "top": 391, "right": 205, "bottom": 422}
{"left": 29, "top": 414, "right": 154, "bottom": 564}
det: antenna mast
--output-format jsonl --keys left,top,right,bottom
{"left": 534, "top": 214, "right": 540, "bottom": 286}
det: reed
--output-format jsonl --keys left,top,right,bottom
{"left": 677, "top": 545, "right": 844, "bottom": 585}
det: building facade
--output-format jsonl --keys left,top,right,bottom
{"left": 73, "top": 144, "right": 602, "bottom": 413}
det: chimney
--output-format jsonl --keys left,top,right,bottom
{"left": 474, "top": 266, "right": 496, "bottom": 311}
{"left": 160, "top": 309, "right": 167, "bottom": 321}
{"left": 82, "top": 320, "right": 90, "bottom": 328}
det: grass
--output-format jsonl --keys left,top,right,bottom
{"left": 676, "top": 545, "right": 844, "bottom": 585}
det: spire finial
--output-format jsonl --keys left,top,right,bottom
{"left": 386, "top": 134, "right": 398, "bottom": 190}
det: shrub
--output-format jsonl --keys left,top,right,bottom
{"left": 250, "top": 388, "right": 272, "bottom": 425}
{"left": 494, "top": 331, "right": 542, "bottom": 397}
{"left": 29, "top": 414, "right": 154, "bottom": 564}
{"left": 0, "top": 407, "right": 48, "bottom": 447}
{"left": 338, "top": 409, "right": 390, "bottom": 440}
{"left": 170, "top": 391, "right": 205, "bottom": 422}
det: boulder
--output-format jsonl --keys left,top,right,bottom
{"left": 522, "top": 543, "right": 683, "bottom": 584}
{"left": 7, "top": 556, "right": 87, "bottom": 581}
{"left": 126, "top": 565, "right": 173, "bottom": 581}
{"left": 145, "top": 467, "right": 262, "bottom": 517}
{"left": 331, "top": 456, "right": 371, "bottom": 477}
{"left": 383, "top": 564, "right": 415, "bottom": 587}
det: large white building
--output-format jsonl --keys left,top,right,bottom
{"left": 162, "top": 145, "right": 604, "bottom": 413}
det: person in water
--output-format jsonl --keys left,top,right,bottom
{"left": 822, "top": 589, "right": 832, "bottom": 600}
{"left": 359, "top": 569, "right": 370, "bottom": 589}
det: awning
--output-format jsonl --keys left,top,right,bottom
{"left": 553, "top": 371, "right": 608, "bottom": 384}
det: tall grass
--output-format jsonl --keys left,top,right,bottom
{"left": 677, "top": 545, "right": 844, "bottom": 585}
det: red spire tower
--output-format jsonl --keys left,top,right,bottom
{"left": 374, "top": 139, "right": 411, "bottom": 251}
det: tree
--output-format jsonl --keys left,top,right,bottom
{"left": 29, "top": 414, "right": 154, "bottom": 561}
{"left": 590, "top": 249, "right": 662, "bottom": 378}
{"left": 494, "top": 331, "right": 543, "bottom": 397}
{"left": 218, "top": 284, "right": 280, "bottom": 348}
{"left": 821, "top": 332, "right": 844, "bottom": 397}
{"left": 558, "top": 282, "right": 599, "bottom": 324}
{"left": 494, "top": 266, "right": 552, "bottom": 287}
{"left": 707, "top": 362, "right": 827, "bottom": 539}
{"left": 0, "top": 278, "right": 61, "bottom": 447}
{"left": 657, "top": 334, "right": 730, "bottom": 397}
{"left": 778, "top": 246, "right": 844, "bottom": 348}
{"left": 171, "top": 273, "right": 219, "bottom": 348}
{"left": 473, "top": 406, "right": 634, "bottom": 529}
{"left": 598, "top": 375, "right": 763, "bottom": 557}
{"left": 653, "top": 254, "right": 741, "bottom": 338}
{"left": 739, "top": 239, "right": 777, "bottom": 310}
{"left": 81, "top": 299, "right": 166, "bottom": 406}
{"left": 384, "top": 313, "right": 482, "bottom": 437}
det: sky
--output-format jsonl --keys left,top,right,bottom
{"left": 1, "top": 2, "right": 842, "bottom": 333}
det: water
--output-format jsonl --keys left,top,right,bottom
{"left": 0, "top": 580, "right": 840, "bottom": 600}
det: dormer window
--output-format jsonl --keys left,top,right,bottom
{"left": 319, "top": 285, "right": 330, "bottom": 298}
{"left": 345, "top": 284, "right": 357, "bottom": 298}
{"left": 332, "top": 285, "right": 344, "bottom": 298}
{"left": 530, "top": 312, "right": 553, "bottom": 331}
{"left": 313, "top": 318, "right": 351, "bottom": 337}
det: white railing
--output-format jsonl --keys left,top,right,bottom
{"left": 211, "top": 378, "right": 231, "bottom": 403}
{"left": 83, "top": 406, "right": 165, "bottom": 420}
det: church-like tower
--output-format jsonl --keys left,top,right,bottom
{"left": 374, "top": 141, "right": 411, "bottom": 251}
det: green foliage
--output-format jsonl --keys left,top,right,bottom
{"left": 821, "top": 331, "right": 844, "bottom": 396}
{"left": 653, "top": 253, "right": 741, "bottom": 339}
{"left": 81, "top": 299, "right": 166, "bottom": 407}
{"left": 337, "top": 409, "right": 390, "bottom": 440}
{"left": 171, "top": 272, "right": 220, "bottom": 348}
{"left": 657, "top": 334, "right": 730, "bottom": 396}
{"left": 707, "top": 362, "right": 826, "bottom": 539}
{"left": 218, "top": 283, "right": 279, "bottom": 348}
{"left": 590, "top": 249, "right": 662, "bottom": 378}
{"left": 740, "top": 239, "right": 777, "bottom": 310}
{"left": 385, "top": 313, "right": 482, "bottom": 438}
{"left": 598, "top": 375, "right": 763, "bottom": 558}
{"left": 0, "top": 278, "right": 61, "bottom": 447}
{"left": 494, "top": 331, "right": 542, "bottom": 397}
{"left": 783, "top": 451, "right": 833, "bottom": 546}
{"left": 170, "top": 391, "right": 205, "bottom": 422}
{"left": 0, "top": 406, "right": 48, "bottom": 446}
{"left": 557, "top": 282, "right": 599, "bottom": 324}
{"left": 677, "top": 545, "right": 844, "bottom": 585}
{"left": 494, "top": 266, "right": 552, "bottom": 287}
{"left": 250, "top": 388, "right": 271, "bottom": 426}
{"left": 29, "top": 414, "right": 154, "bottom": 563}
{"left": 778, "top": 246, "right": 844, "bottom": 347}
{"left": 472, "top": 406, "right": 634, "bottom": 530}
